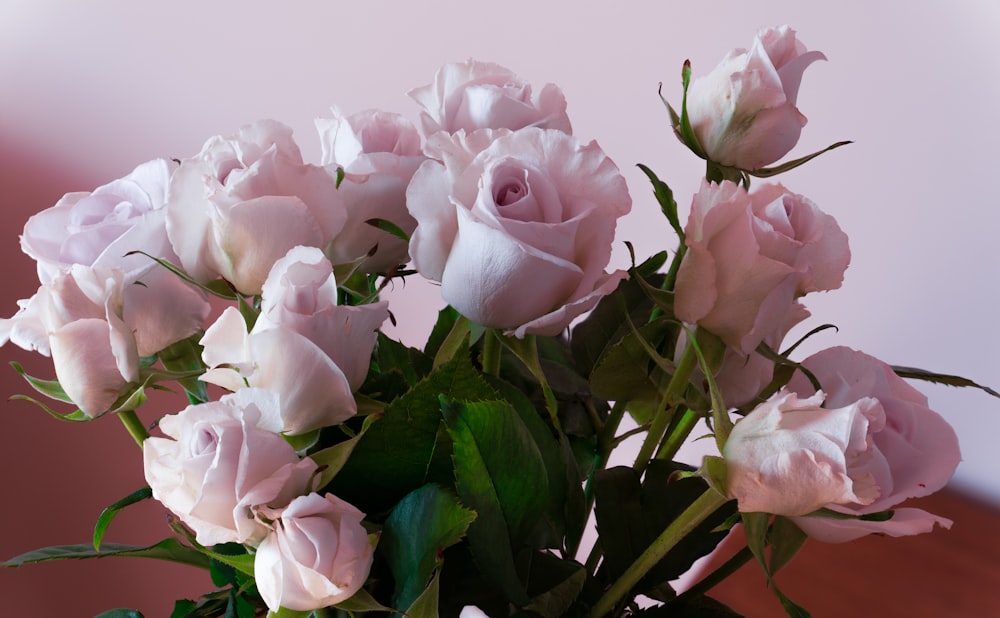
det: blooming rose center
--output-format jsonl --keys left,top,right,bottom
{"left": 193, "top": 426, "right": 220, "bottom": 455}
{"left": 70, "top": 194, "right": 145, "bottom": 229}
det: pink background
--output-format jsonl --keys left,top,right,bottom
{"left": 1, "top": 1, "right": 998, "bottom": 615}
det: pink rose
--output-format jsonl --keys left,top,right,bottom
{"left": 787, "top": 347, "right": 961, "bottom": 542}
{"left": 316, "top": 108, "right": 425, "bottom": 272}
{"left": 723, "top": 390, "right": 885, "bottom": 516}
{"left": 255, "top": 493, "right": 374, "bottom": 612}
{"left": 408, "top": 59, "right": 572, "bottom": 136}
{"left": 165, "top": 120, "right": 346, "bottom": 295}
{"left": 143, "top": 388, "right": 318, "bottom": 546}
{"left": 15, "top": 159, "right": 209, "bottom": 356}
{"left": 200, "top": 247, "right": 388, "bottom": 434}
{"left": 685, "top": 26, "right": 826, "bottom": 170}
{"left": 675, "top": 181, "right": 849, "bottom": 354}
{"left": 713, "top": 303, "right": 809, "bottom": 408}
{"left": 406, "top": 128, "right": 631, "bottom": 337}
{"left": 0, "top": 266, "right": 138, "bottom": 416}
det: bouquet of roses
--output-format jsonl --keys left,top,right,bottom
{"left": 1, "top": 26, "right": 989, "bottom": 618}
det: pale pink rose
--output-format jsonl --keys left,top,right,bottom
{"left": 200, "top": 247, "right": 387, "bottom": 434}
{"left": 723, "top": 390, "right": 885, "bottom": 516}
{"left": 143, "top": 388, "right": 318, "bottom": 547}
{"left": 787, "top": 347, "right": 961, "bottom": 542}
{"left": 408, "top": 59, "right": 572, "bottom": 136}
{"left": 406, "top": 128, "right": 631, "bottom": 337}
{"left": 165, "top": 120, "right": 346, "bottom": 295}
{"left": 0, "top": 266, "right": 138, "bottom": 416}
{"left": 713, "top": 303, "right": 809, "bottom": 408}
{"left": 675, "top": 181, "right": 849, "bottom": 354}
{"left": 316, "top": 108, "right": 425, "bottom": 272}
{"left": 686, "top": 26, "right": 826, "bottom": 170}
{"left": 16, "top": 159, "right": 209, "bottom": 356}
{"left": 255, "top": 493, "right": 373, "bottom": 612}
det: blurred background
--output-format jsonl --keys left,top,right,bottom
{"left": 1, "top": 1, "right": 997, "bottom": 616}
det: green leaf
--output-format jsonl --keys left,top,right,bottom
{"left": 2, "top": 539, "right": 211, "bottom": 570}
{"left": 891, "top": 365, "right": 1000, "bottom": 398}
{"left": 124, "top": 251, "right": 237, "bottom": 300}
{"left": 589, "top": 317, "right": 676, "bottom": 418}
{"left": 365, "top": 217, "right": 411, "bottom": 242}
{"left": 520, "top": 551, "right": 587, "bottom": 617}
{"left": 170, "top": 599, "right": 197, "bottom": 618}
{"left": 570, "top": 272, "right": 659, "bottom": 377}
{"left": 768, "top": 516, "right": 808, "bottom": 575}
{"left": 677, "top": 59, "right": 708, "bottom": 160}
{"left": 328, "top": 351, "right": 498, "bottom": 514}
{"left": 93, "top": 486, "right": 153, "bottom": 550}
{"left": 10, "top": 361, "right": 73, "bottom": 402}
{"left": 382, "top": 485, "right": 475, "bottom": 610}
{"left": 156, "top": 335, "right": 209, "bottom": 403}
{"left": 636, "top": 163, "right": 684, "bottom": 242}
{"left": 332, "top": 586, "right": 396, "bottom": 613}
{"left": 740, "top": 512, "right": 812, "bottom": 618}
{"left": 94, "top": 610, "right": 144, "bottom": 618}
{"left": 699, "top": 455, "right": 729, "bottom": 497}
{"left": 750, "top": 140, "right": 853, "bottom": 177}
{"left": 405, "top": 569, "right": 442, "bottom": 618}
{"left": 442, "top": 397, "right": 551, "bottom": 605}
{"left": 310, "top": 425, "right": 369, "bottom": 489}
{"left": 592, "top": 462, "right": 735, "bottom": 593}
{"left": 485, "top": 377, "right": 580, "bottom": 551}
{"left": 201, "top": 548, "right": 255, "bottom": 578}
{"left": 8, "top": 393, "right": 90, "bottom": 422}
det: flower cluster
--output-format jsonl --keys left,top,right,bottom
{"left": 1, "top": 27, "right": 981, "bottom": 618}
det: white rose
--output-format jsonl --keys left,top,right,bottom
{"left": 408, "top": 59, "right": 572, "bottom": 136}
{"left": 200, "top": 247, "right": 388, "bottom": 434}
{"left": 255, "top": 493, "right": 374, "bottom": 612}
{"left": 787, "top": 347, "right": 961, "bottom": 542}
{"left": 685, "top": 26, "right": 826, "bottom": 170}
{"left": 406, "top": 128, "right": 631, "bottom": 337}
{"left": 165, "top": 120, "right": 346, "bottom": 295}
{"left": 316, "top": 108, "right": 425, "bottom": 273}
{"left": 143, "top": 388, "right": 318, "bottom": 546}
{"left": 0, "top": 265, "right": 138, "bottom": 416}
{"left": 16, "top": 159, "right": 209, "bottom": 356}
{"left": 723, "top": 390, "right": 884, "bottom": 516}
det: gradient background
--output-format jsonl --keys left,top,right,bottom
{"left": 1, "top": 1, "right": 998, "bottom": 615}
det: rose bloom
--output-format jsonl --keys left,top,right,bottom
{"left": 406, "top": 128, "right": 631, "bottom": 337}
{"left": 255, "top": 493, "right": 374, "bottom": 612}
{"left": 675, "top": 180, "right": 849, "bottom": 354}
{"left": 200, "top": 246, "right": 387, "bottom": 434}
{"left": 713, "top": 303, "right": 809, "bottom": 409}
{"left": 143, "top": 388, "right": 318, "bottom": 547}
{"left": 0, "top": 265, "right": 138, "bottom": 416}
{"left": 166, "top": 120, "right": 346, "bottom": 295}
{"left": 316, "top": 108, "right": 426, "bottom": 273}
{"left": 15, "top": 159, "right": 208, "bottom": 356}
{"left": 408, "top": 59, "right": 572, "bottom": 136}
{"left": 786, "top": 347, "right": 961, "bottom": 542}
{"left": 723, "top": 390, "right": 885, "bottom": 516}
{"left": 685, "top": 25, "right": 826, "bottom": 170}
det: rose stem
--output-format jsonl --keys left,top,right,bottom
{"left": 588, "top": 488, "right": 729, "bottom": 618}
{"left": 118, "top": 410, "right": 149, "bottom": 446}
{"left": 481, "top": 329, "right": 502, "bottom": 376}
{"left": 632, "top": 339, "right": 699, "bottom": 474}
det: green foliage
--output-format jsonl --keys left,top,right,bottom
{"left": 441, "top": 397, "right": 550, "bottom": 604}
{"left": 327, "top": 349, "right": 497, "bottom": 515}
{"left": 93, "top": 486, "right": 153, "bottom": 550}
{"left": 593, "top": 461, "right": 736, "bottom": 596}
{"left": 381, "top": 484, "right": 476, "bottom": 609}
{"left": 1, "top": 539, "right": 210, "bottom": 570}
